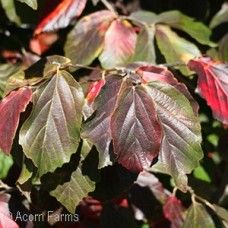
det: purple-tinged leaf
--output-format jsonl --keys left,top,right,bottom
{"left": 34, "top": 0, "right": 87, "bottom": 35}
{"left": 19, "top": 70, "right": 84, "bottom": 176}
{"left": 145, "top": 82, "right": 203, "bottom": 191}
{"left": 65, "top": 10, "right": 116, "bottom": 66}
{"left": 81, "top": 75, "right": 131, "bottom": 169}
{"left": 188, "top": 57, "right": 228, "bottom": 125}
{"left": 99, "top": 19, "right": 137, "bottom": 68}
{"left": 0, "top": 88, "right": 32, "bottom": 155}
{"left": 163, "top": 196, "right": 185, "bottom": 228}
{"left": 111, "top": 85, "right": 162, "bottom": 172}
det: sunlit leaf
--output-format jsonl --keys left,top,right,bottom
{"left": 111, "top": 85, "right": 162, "bottom": 172}
{"left": 50, "top": 164, "right": 95, "bottom": 213}
{"left": 0, "top": 152, "right": 13, "bottom": 179}
{"left": 210, "top": 3, "right": 228, "bottom": 28}
{"left": 34, "top": 0, "right": 87, "bottom": 34}
{"left": 17, "top": 0, "right": 37, "bottom": 10}
{"left": 154, "top": 10, "right": 216, "bottom": 47}
{"left": 146, "top": 82, "right": 203, "bottom": 191}
{"left": 0, "top": 194, "right": 19, "bottom": 228}
{"left": 0, "top": 88, "right": 32, "bottom": 155}
{"left": 65, "top": 10, "right": 116, "bottom": 66}
{"left": 163, "top": 196, "right": 185, "bottom": 228}
{"left": 0, "top": 0, "right": 21, "bottom": 24}
{"left": 188, "top": 57, "right": 228, "bottom": 125}
{"left": 132, "top": 25, "right": 156, "bottom": 63}
{"left": 156, "top": 25, "right": 201, "bottom": 75}
{"left": 193, "top": 165, "right": 211, "bottom": 183}
{"left": 82, "top": 75, "right": 131, "bottom": 168}
{"left": 183, "top": 202, "right": 215, "bottom": 228}
{"left": 19, "top": 70, "right": 84, "bottom": 176}
{"left": 99, "top": 19, "right": 137, "bottom": 68}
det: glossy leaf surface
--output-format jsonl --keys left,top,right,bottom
{"left": 0, "top": 88, "right": 32, "bottom": 155}
{"left": 19, "top": 70, "right": 84, "bottom": 176}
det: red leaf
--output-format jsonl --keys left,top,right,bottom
{"left": 163, "top": 195, "right": 185, "bottom": 228}
{"left": 188, "top": 57, "right": 228, "bottom": 125}
{"left": 30, "top": 32, "right": 59, "bottom": 55}
{"left": 34, "top": 0, "right": 87, "bottom": 35}
{"left": 0, "top": 88, "right": 32, "bottom": 155}
{"left": 99, "top": 19, "right": 137, "bottom": 68}
{"left": 111, "top": 85, "right": 162, "bottom": 172}
{"left": 86, "top": 79, "right": 106, "bottom": 105}
{"left": 0, "top": 194, "right": 19, "bottom": 228}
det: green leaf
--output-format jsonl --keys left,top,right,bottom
{"left": 99, "top": 19, "right": 137, "bottom": 68}
{"left": 155, "top": 25, "right": 201, "bottom": 75}
{"left": 0, "top": 151, "right": 13, "bottom": 179}
{"left": 183, "top": 202, "right": 215, "bottom": 228}
{"left": 219, "top": 33, "right": 228, "bottom": 61}
{"left": 146, "top": 82, "right": 203, "bottom": 192}
{"left": 50, "top": 164, "right": 95, "bottom": 213}
{"left": 132, "top": 25, "right": 156, "bottom": 63}
{"left": 19, "top": 70, "right": 84, "bottom": 176}
{"left": 16, "top": 0, "right": 37, "bottom": 10}
{"left": 0, "top": 0, "right": 21, "bottom": 24}
{"left": 65, "top": 10, "right": 116, "bottom": 66}
{"left": 155, "top": 10, "right": 216, "bottom": 47}
{"left": 210, "top": 3, "right": 228, "bottom": 28}
{"left": 193, "top": 165, "right": 211, "bottom": 183}
{"left": 130, "top": 10, "right": 157, "bottom": 24}
{"left": 82, "top": 75, "right": 131, "bottom": 169}
{"left": 213, "top": 204, "right": 228, "bottom": 225}
{"left": 111, "top": 85, "right": 162, "bottom": 172}
{"left": 0, "top": 64, "right": 20, "bottom": 98}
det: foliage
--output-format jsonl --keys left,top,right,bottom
{"left": 0, "top": 0, "right": 228, "bottom": 227}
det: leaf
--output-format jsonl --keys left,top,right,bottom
{"left": 132, "top": 25, "right": 156, "bottom": 63}
{"left": 210, "top": 3, "right": 228, "bottom": 28}
{"left": 86, "top": 79, "right": 106, "bottom": 105}
{"left": 65, "top": 10, "right": 116, "bottom": 66}
{"left": 135, "top": 171, "right": 169, "bottom": 204}
{"left": 163, "top": 196, "right": 185, "bottom": 228}
{"left": 0, "top": 193, "right": 19, "bottom": 228}
{"left": 0, "top": 152, "right": 13, "bottom": 179}
{"left": 82, "top": 75, "right": 131, "bottom": 168}
{"left": 187, "top": 57, "right": 228, "bottom": 125}
{"left": 99, "top": 19, "right": 137, "bottom": 69}
{"left": 154, "top": 10, "right": 216, "bottom": 47}
{"left": 34, "top": 0, "right": 87, "bottom": 34}
{"left": 0, "top": 88, "right": 33, "bottom": 155}
{"left": 219, "top": 33, "right": 228, "bottom": 61}
{"left": 17, "top": 0, "right": 37, "bottom": 10}
{"left": 111, "top": 85, "right": 162, "bottom": 172}
{"left": 182, "top": 202, "right": 215, "bottom": 228}
{"left": 0, "top": 0, "right": 21, "bottom": 24}
{"left": 130, "top": 10, "right": 157, "bottom": 24}
{"left": 50, "top": 164, "right": 95, "bottom": 213}
{"left": 0, "top": 64, "right": 20, "bottom": 97}
{"left": 19, "top": 70, "right": 84, "bottom": 176}
{"left": 145, "top": 82, "right": 203, "bottom": 192}
{"left": 155, "top": 25, "right": 201, "bottom": 75}
{"left": 213, "top": 204, "right": 228, "bottom": 224}
{"left": 193, "top": 165, "right": 211, "bottom": 183}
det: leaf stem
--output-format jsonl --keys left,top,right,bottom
{"left": 101, "top": 0, "right": 118, "bottom": 15}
